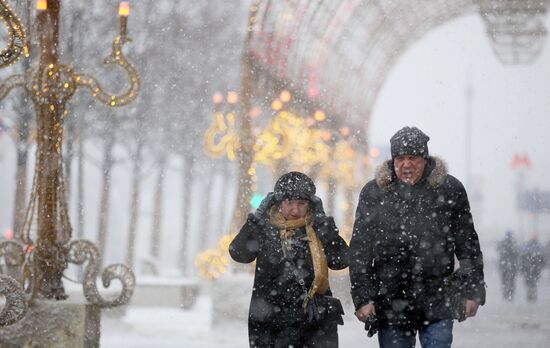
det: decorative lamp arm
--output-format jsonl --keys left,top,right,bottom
{"left": 66, "top": 240, "right": 135, "bottom": 308}
{"left": 0, "top": 275, "right": 27, "bottom": 327}
{"left": 0, "top": 74, "right": 25, "bottom": 99}
{"left": 76, "top": 36, "right": 140, "bottom": 107}
{"left": 0, "top": 0, "right": 26, "bottom": 69}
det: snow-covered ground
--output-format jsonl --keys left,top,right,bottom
{"left": 101, "top": 264, "right": 550, "bottom": 347}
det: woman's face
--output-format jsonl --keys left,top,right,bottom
{"left": 280, "top": 199, "right": 310, "bottom": 220}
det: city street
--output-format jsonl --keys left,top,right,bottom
{"left": 102, "top": 263, "right": 550, "bottom": 347}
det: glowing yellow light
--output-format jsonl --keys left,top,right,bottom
{"left": 195, "top": 250, "right": 229, "bottom": 280}
{"left": 212, "top": 92, "right": 223, "bottom": 104}
{"left": 248, "top": 166, "right": 256, "bottom": 176}
{"left": 36, "top": 0, "right": 47, "bottom": 11}
{"left": 218, "top": 235, "right": 233, "bottom": 251}
{"left": 314, "top": 110, "right": 326, "bottom": 122}
{"left": 63, "top": 83, "right": 69, "bottom": 89}
{"left": 227, "top": 91, "right": 238, "bottom": 104}
{"left": 118, "top": 1, "right": 130, "bottom": 17}
{"left": 280, "top": 90, "right": 291, "bottom": 103}
{"left": 272, "top": 99, "right": 282, "bottom": 111}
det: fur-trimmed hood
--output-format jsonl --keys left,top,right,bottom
{"left": 375, "top": 156, "right": 448, "bottom": 189}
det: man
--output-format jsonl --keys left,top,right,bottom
{"left": 350, "top": 126, "right": 485, "bottom": 348}
{"left": 496, "top": 231, "right": 519, "bottom": 301}
{"left": 519, "top": 235, "right": 546, "bottom": 302}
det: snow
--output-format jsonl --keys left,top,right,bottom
{"left": 101, "top": 264, "right": 550, "bottom": 347}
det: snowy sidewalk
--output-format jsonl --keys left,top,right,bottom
{"left": 102, "top": 266, "right": 550, "bottom": 347}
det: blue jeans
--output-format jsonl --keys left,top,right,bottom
{"left": 378, "top": 320, "right": 453, "bottom": 348}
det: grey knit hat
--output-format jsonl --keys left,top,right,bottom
{"left": 390, "top": 126, "right": 430, "bottom": 159}
{"left": 274, "top": 171, "right": 316, "bottom": 200}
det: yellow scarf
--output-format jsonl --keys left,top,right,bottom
{"left": 269, "top": 207, "right": 329, "bottom": 305}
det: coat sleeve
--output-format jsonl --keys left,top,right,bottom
{"left": 349, "top": 183, "right": 379, "bottom": 310}
{"left": 449, "top": 177, "right": 486, "bottom": 305}
{"left": 315, "top": 216, "right": 349, "bottom": 270}
{"left": 229, "top": 214, "right": 261, "bottom": 264}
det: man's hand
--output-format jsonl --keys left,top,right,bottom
{"left": 355, "top": 303, "right": 376, "bottom": 323}
{"left": 464, "top": 299, "right": 479, "bottom": 318}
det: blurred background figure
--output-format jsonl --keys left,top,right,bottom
{"left": 520, "top": 235, "right": 547, "bottom": 302}
{"left": 497, "top": 231, "right": 519, "bottom": 301}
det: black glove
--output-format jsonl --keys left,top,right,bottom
{"left": 253, "top": 192, "right": 282, "bottom": 224}
{"left": 364, "top": 315, "right": 379, "bottom": 337}
{"left": 310, "top": 195, "right": 326, "bottom": 223}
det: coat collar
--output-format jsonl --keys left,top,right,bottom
{"left": 375, "top": 156, "right": 448, "bottom": 190}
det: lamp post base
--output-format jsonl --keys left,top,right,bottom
{"left": 0, "top": 298, "right": 101, "bottom": 348}
{"left": 36, "top": 274, "right": 68, "bottom": 301}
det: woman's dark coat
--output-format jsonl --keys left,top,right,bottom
{"left": 229, "top": 212, "right": 348, "bottom": 343}
{"left": 350, "top": 157, "right": 485, "bottom": 330}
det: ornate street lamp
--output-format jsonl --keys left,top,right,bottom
{"left": 0, "top": 0, "right": 139, "bottom": 327}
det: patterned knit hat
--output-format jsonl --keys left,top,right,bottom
{"left": 274, "top": 171, "right": 316, "bottom": 200}
{"left": 390, "top": 126, "right": 430, "bottom": 159}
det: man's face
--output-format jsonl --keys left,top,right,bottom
{"left": 280, "top": 199, "right": 310, "bottom": 219}
{"left": 394, "top": 155, "right": 427, "bottom": 185}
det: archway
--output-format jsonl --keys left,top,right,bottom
{"left": 228, "top": 0, "right": 549, "bottom": 233}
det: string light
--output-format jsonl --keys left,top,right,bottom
{"left": 314, "top": 110, "right": 326, "bottom": 122}
{"left": 36, "top": 0, "right": 47, "bottom": 11}
{"left": 118, "top": 1, "right": 130, "bottom": 17}
{"left": 280, "top": 90, "right": 291, "bottom": 103}
{"left": 227, "top": 91, "right": 238, "bottom": 104}
{"left": 271, "top": 99, "right": 282, "bottom": 110}
{"left": 212, "top": 92, "right": 224, "bottom": 104}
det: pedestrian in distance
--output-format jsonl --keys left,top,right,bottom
{"left": 519, "top": 234, "right": 546, "bottom": 302}
{"left": 496, "top": 230, "right": 519, "bottom": 301}
{"left": 229, "top": 171, "right": 349, "bottom": 348}
{"left": 546, "top": 240, "right": 550, "bottom": 278}
{"left": 350, "top": 126, "right": 486, "bottom": 348}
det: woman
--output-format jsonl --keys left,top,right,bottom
{"left": 229, "top": 171, "right": 349, "bottom": 348}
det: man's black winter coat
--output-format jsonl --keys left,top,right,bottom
{"left": 350, "top": 157, "right": 485, "bottom": 331}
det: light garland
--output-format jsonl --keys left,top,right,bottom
{"left": 204, "top": 109, "right": 240, "bottom": 160}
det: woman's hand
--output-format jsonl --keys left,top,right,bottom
{"left": 253, "top": 192, "right": 282, "bottom": 224}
